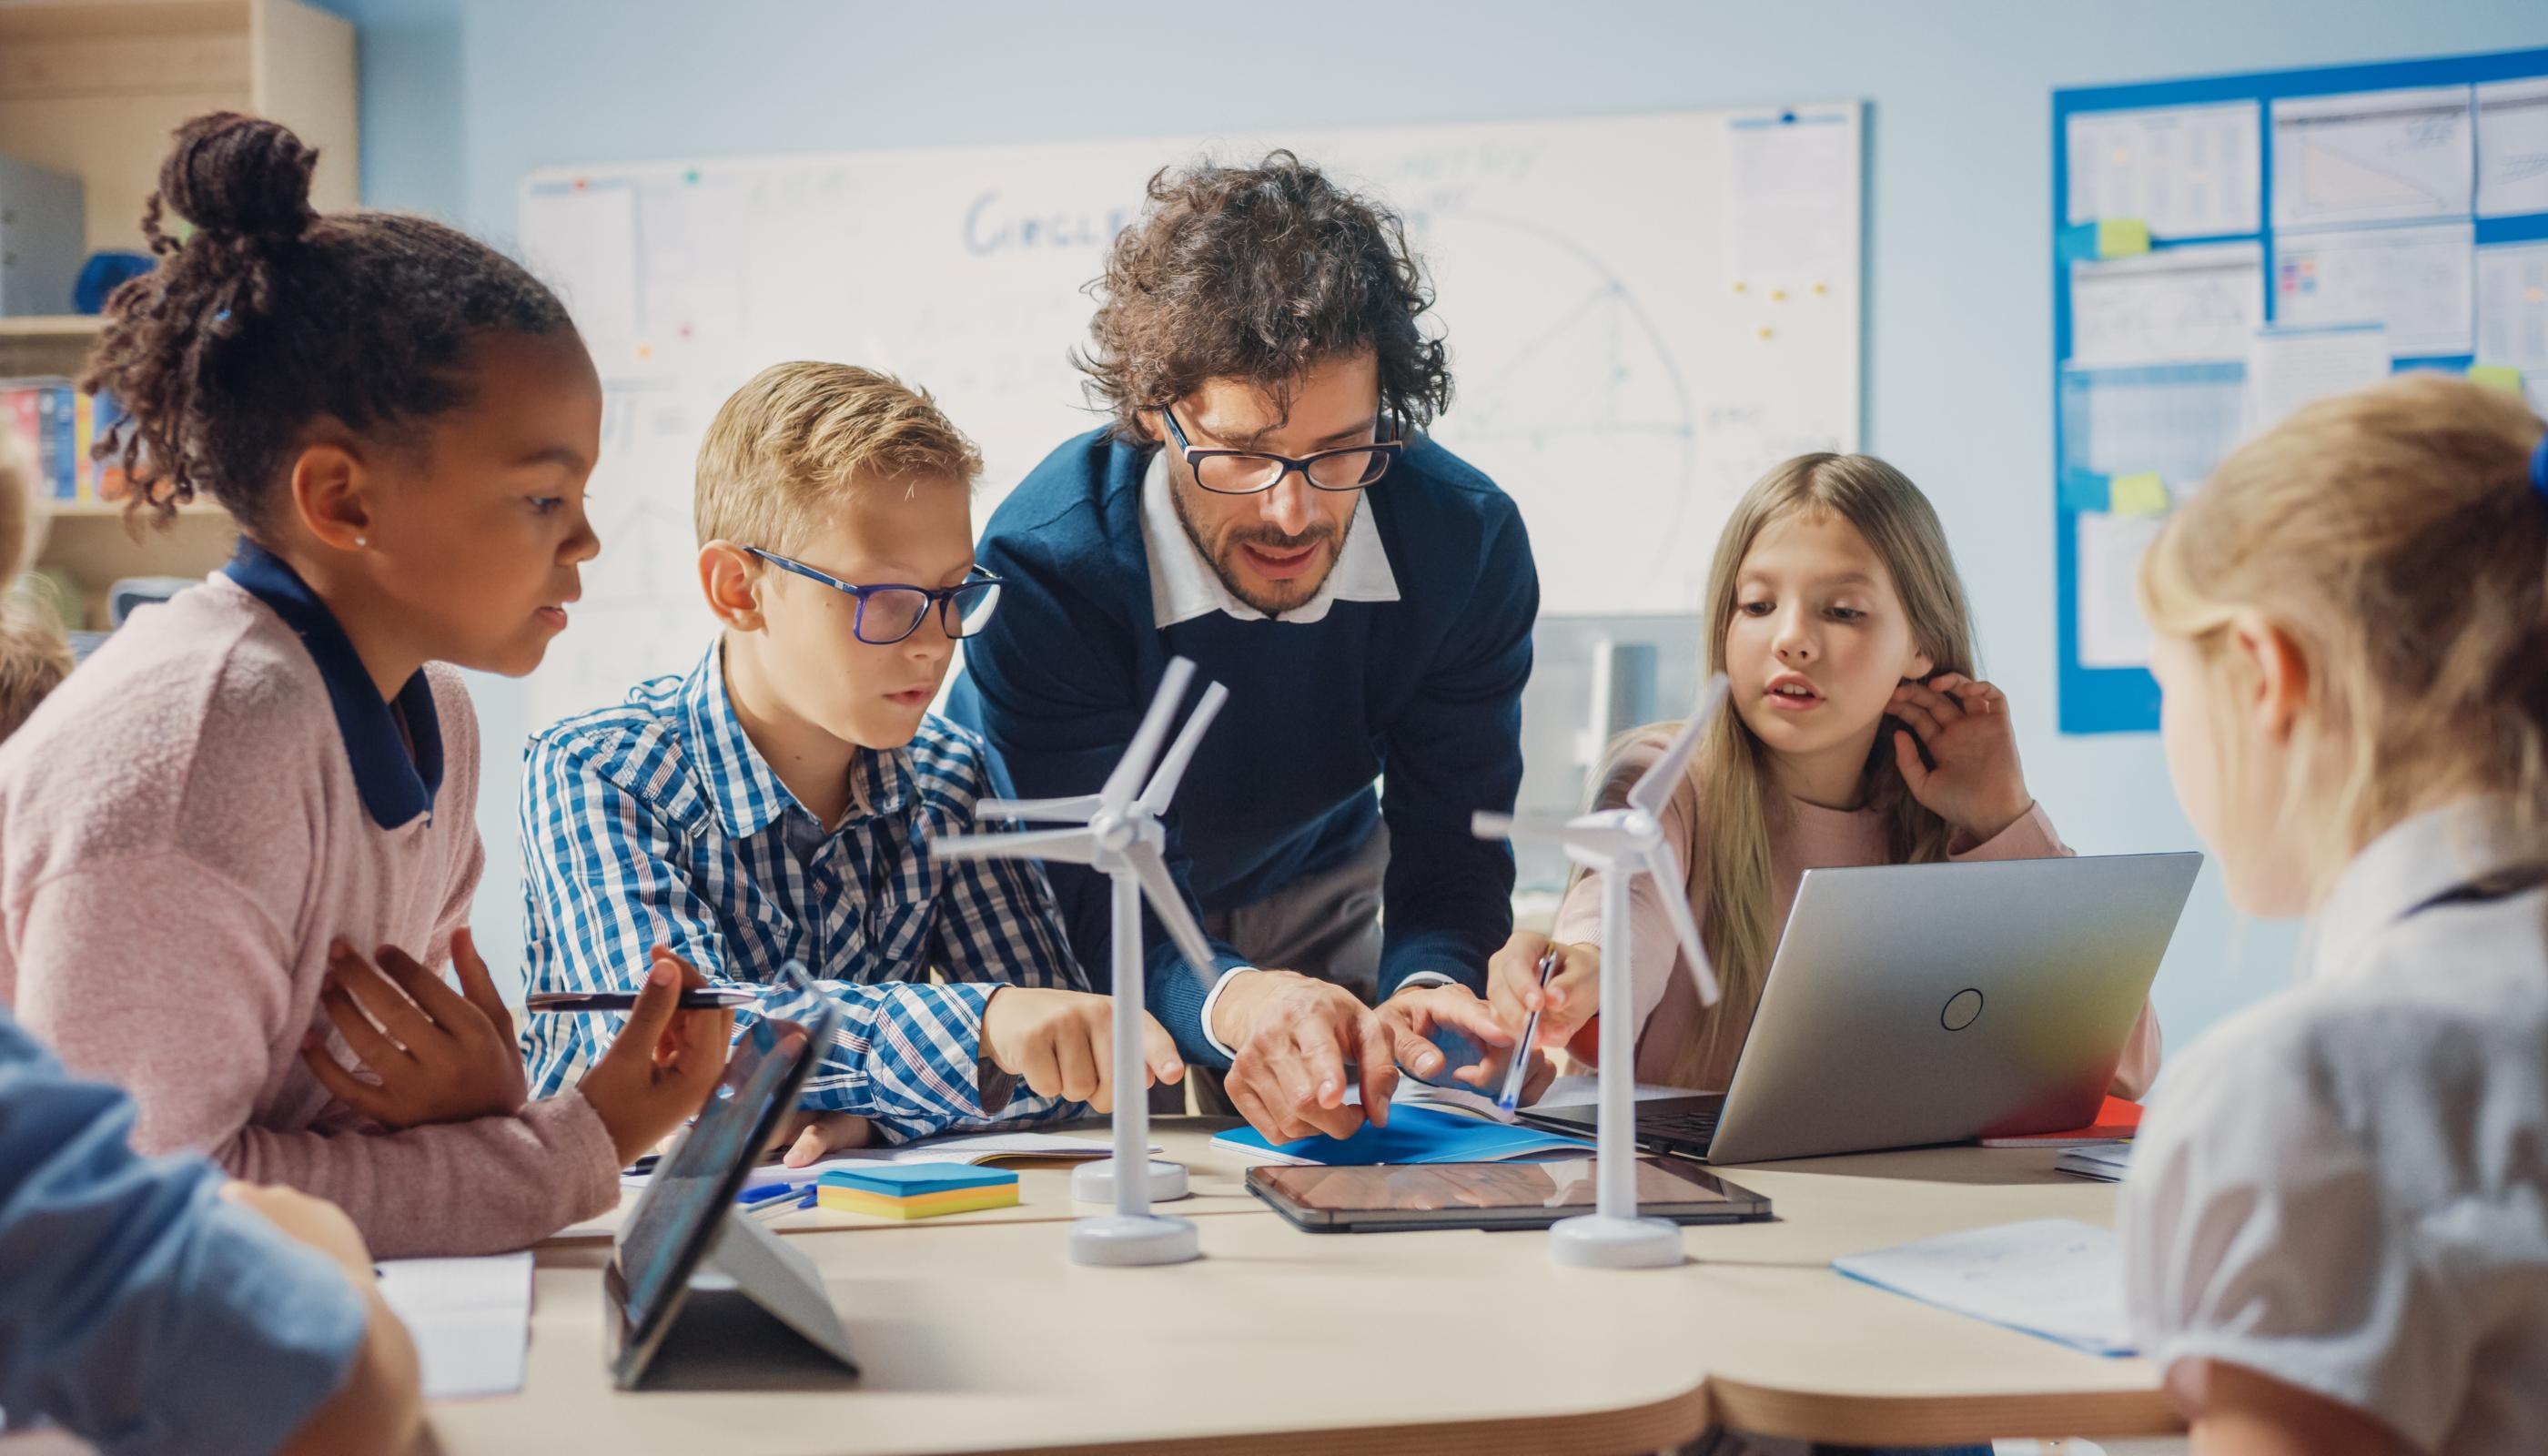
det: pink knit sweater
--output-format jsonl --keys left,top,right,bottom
{"left": 1552, "top": 731, "right": 2162, "bottom": 1097}
{"left": 0, "top": 572, "right": 618, "bottom": 1257}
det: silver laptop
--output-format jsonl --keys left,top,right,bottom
{"left": 1518, "top": 852, "right": 2200, "bottom": 1164}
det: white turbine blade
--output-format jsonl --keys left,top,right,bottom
{"left": 974, "top": 794, "right": 1102, "bottom": 823}
{"left": 1123, "top": 845, "right": 1219, "bottom": 979}
{"left": 1645, "top": 838, "right": 1721, "bottom": 1006}
{"left": 1627, "top": 672, "right": 1729, "bottom": 817}
{"left": 928, "top": 828, "right": 1099, "bottom": 864}
{"left": 1138, "top": 680, "right": 1228, "bottom": 816}
{"left": 1099, "top": 658, "right": 1197, "bottom": 814}
{"left": 1558, "top": 823, "right": 1643, "bottom": 860}
{"left": 1471, "top": 809, "right": 1582, "bottom": 841}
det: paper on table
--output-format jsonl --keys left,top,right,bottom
{"left": 2243, "top": 324, "right": 2390, "bottom": 437}
{"left": 1833, "top": 1218, "right": 2134, "bottom": 1356}
{"left": 2478, "top": 241, "right": 2548, "bottom": 370}
{"left": 2068, "top": 242, "right": 2262, "bottom": 369}
{"left": 620, "top": 1130, "right": 1145, "bottom": 1190}
{"left": 2077, "top": 511, "right": 2166, "bottom": 670}
{"left": 2271, "top": 86, "right": 2473, "bottom": 230}
{"left": 375, "top": 1253, "right": 533, "bottom": 1400}
{"left": 2273, "top": 221, "right": 2472, "bottom": 359}
{"left": 2054, "top": 1143, "right": 2134, "bottom": 1182}
{"left": 1724, "top": 107, "right": 1857, "bottom": 287}
{"left": 2477, "top": 78, "right": 2548, "bottom": 218}
{"left": 2066, "top": 101, "right": 2261, "bottom": 238}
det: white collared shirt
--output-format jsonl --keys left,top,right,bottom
{"left": 2122, "top": 799, "right": 2548, "bottom": 1454}
{"left": 1138, "top": 449, "right": 1441, "bottom": 1053}
{"left": 1138, "top": 448, "right": 1400, "bottom": 630}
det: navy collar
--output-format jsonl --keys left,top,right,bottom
{"left": 221, "top": 539, "right": 444, "bottom": 830}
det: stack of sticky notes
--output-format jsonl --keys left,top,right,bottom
{"left": 815, "top": 1163, "right": 1020, "bottom": 1220}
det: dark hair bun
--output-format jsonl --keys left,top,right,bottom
{"left": 158, "top": 111, "right": 317, "bottom": 244}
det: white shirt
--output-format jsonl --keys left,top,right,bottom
{"left": 2122, "top": 799, "right": 2548, "bottom": 1455}
{"left": 1137, "top": 447, "right": 1400, "bottom": 630}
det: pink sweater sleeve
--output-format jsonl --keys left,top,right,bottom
{"left": 15, "top": 853, "right": 618, "bottom": 1258}
{"left": 1947, "top": 804, "right": 2161, "bottom": 1098}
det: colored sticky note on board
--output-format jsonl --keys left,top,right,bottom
{"left": 2468, "top": 364, "right": 2523, "bottom": 395}
{"left": 2095, "top": 217, "right": 2151, "bottom": 258}
{"left": 2058, "top": 469, "right": 2112, "bottom": 514}
{"left": 2108, "top": 472, "right": 2169, "bottom": 517}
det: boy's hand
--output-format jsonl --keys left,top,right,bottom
{"left": 579, "top": 948, "right": 736, "bottom": 1167}
{"left": 980, "top": 986, "right": 1183, "bottom": 1113}
{"left": 1485, "top": 931, "right": 1601, "bottom": 1051}
{"left": 772, "top": 1110, "right": 876, "bottom": 1168}
{"left": 300, "top": 928, "right": 527, "bottom": 1130}
{"left": 1889, "top": 673, "right": 2035, "bottom": 844}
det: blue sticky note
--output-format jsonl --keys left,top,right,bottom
{"left": 1214, "top": 1104, "right": 1593, "bottom": 1166}
{"left": 2058, "top": 469, "right": 2112, "bottom": 514}
{"left": 817, "top": 1163, "right": 1019, "bottom": 1196}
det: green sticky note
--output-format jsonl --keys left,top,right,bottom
{"left": 2097, "top": 218, "right": 2151, "bottom": 258}
{"left": 2468, "top": 364, "right": 2523, "bottom": 395}
{"left": 2109, "top": 471, "right": 2169, "bottom": 517}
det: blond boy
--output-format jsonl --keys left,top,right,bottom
{"left": 521, "top": 364, "right": 1178, "bottom": 1151}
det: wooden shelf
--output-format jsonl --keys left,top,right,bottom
{"left": 0, "top": 3, "right": 250, "bottom": 45}
{"left": 0, "top": 315, "right": 104, "bottom": 339}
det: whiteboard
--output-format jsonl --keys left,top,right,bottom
{"left": 516, "top": 106, "right": 1863, "bottom": 726}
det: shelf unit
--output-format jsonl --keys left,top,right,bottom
{"left": 2, "top": 0, "right": 357, "bottom": 627}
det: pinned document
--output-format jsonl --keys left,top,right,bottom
{"left": 2243, "top": 324, "right": 2390, "bottom": 436}
{"left": 2066, "top": 101, "right": 2261, "bottom": 238}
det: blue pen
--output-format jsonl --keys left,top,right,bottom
{"left": 735, "top": 1180, "right": 795, "bottom": 1207}
{"left": 1497, "top": 949, "right": 1561, "bottom": 1115}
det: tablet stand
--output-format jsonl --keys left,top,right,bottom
{"left": 608, "top": 1210, "right": 859, "bottom": 1390}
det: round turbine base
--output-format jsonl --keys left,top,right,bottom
{"left": 1071, "top": 1158, "right": 1190, "bottom": 1205}
{"left": 1549, "top": 1213, "right": 1684, "bottom": 1269}
{"left": 1067, "top": 1212, "right": 1200, "bottom": 1266}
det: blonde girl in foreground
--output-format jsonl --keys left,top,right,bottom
{"left": 2121, "top": 374, "right": 2548, "bottom": 1454}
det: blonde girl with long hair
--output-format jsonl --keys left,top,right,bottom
{"left": 1478, "top": 452, "right": 2159, "bottom": 1097}
{"left": 2119, "top": 374, "right": 2548, "bottom": 1455}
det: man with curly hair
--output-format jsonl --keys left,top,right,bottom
{"left": 950, "top": 153, "right": 1540, "bottom": 1143}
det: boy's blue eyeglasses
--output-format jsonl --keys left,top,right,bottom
{"left": 745, "top": 548, "right": 1004, "bottom": 645}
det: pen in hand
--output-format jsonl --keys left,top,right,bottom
{"left": 1496, "top": 949, "right": 1561, "bottom": 1116}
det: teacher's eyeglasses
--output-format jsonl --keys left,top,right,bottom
{"left": 1156, "top": 403, "right": 1404, "bottom": 496}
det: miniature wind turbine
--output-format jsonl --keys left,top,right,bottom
{"left": 1471, "top": 672, "right": 1729, "bottom": 1269}
{"left": 929, "top": 656, "right": 1228, "bottom": 1267}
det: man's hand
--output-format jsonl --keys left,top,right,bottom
{"left": 1378, "top": 983, "right": 1548, "bottom": 1099}
{"left": 981, "top": 986, "right": 1184, "bottom": 1112}
{"left": 1212, "top": 970, "right": 1397, "bottom": 1142}
{"left": 299, "top": 929, "right": 527, "bottom": 1130}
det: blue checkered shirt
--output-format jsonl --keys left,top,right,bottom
{"left": 519, "top": 643, "right": 1089, "bottom": 1143}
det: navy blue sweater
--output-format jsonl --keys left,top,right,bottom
{"left": 947, "top": 429, "right": 1537, "bottom": 1067}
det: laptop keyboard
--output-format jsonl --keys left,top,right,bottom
{"left": 1642, "top": 1103, "right": 1723, "bottom": 1147}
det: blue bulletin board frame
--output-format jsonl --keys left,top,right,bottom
{"left": 2053, "top": 45, "right": 2548, "bottom": 734}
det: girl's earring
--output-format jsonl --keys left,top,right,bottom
{"left": 354, "top": 536, "right": 369, "bottom": 548}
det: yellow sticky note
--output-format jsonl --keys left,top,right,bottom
{"left": 2468, "top": 364, "right": 2523, "bottom": 395}
{"left": 2098, "top": 217, "right": 2152, "bottom": 258}
{"left": 2109, "top": 471, "right": 2169, "bottom": 517}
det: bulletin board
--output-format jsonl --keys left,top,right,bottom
{"left": 2054, "top": 46, "right": 2548, "bottom": 734}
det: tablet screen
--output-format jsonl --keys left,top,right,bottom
{"left": 615, "top": 1015, "right": 811, "bottom": 1343}
{"left": 1249, "top": 1157, "right": 1770, "bottom": 1228}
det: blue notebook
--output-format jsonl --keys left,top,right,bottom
{"left": 1211, "top": 1104, "right": 1595, "bottom": 1166}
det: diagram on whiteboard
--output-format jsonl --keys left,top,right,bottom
{"left": 516, "top": 107, "right": 1864, "bottom": 727}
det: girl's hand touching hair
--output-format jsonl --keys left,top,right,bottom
{"left": 1887, "top": 673, "right": 2035, "bottom": 844}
